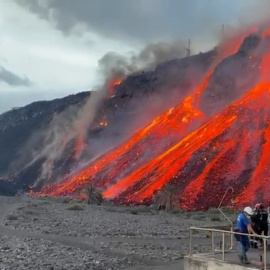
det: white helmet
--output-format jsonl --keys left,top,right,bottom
{"left": 244, "top": 206, "right": 254, "bottom": 215}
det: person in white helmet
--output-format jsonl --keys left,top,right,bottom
{"left": 234, "top": 206, "right": 257, "bottom": 264}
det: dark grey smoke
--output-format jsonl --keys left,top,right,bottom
{"left": 0, "top": 66, "right": 32, "bottom": 87}
{"left": 98, "top": 39, "right": 187, "bottom": 85}
{"left": 98, "top": 52, "right": 131, "bottom": 83}
{"left": 138, "top": 40, "right": 187, "bottom": 67}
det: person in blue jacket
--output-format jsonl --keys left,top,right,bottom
{"left": 235, "top": 206, "right": 257, "bottom": 264}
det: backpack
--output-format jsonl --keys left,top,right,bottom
{"left": 258, "top": 210, "right": 268, "bottom": 223}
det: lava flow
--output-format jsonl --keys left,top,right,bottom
{"left": 40, "top": 95, "right": 204, "bottom": 196}
{"left": 38, "top": 27, "right": 270, "bottom": 210}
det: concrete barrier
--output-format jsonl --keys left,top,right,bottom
{"left": 184, "top": 255, "right": 256, "bottom": 270}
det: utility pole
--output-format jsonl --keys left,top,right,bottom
{"left": 186, "top": 39, "right": 191, "bottom": 57}
{"left": 222, "top": 24, "right": 225, "bottom": 38}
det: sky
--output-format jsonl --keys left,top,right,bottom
{"left": 0, "top": 0, "right": 269, "bottom": 113}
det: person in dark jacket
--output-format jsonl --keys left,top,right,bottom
{"left": 250, "top": 203, "right": 268, "bottom": 248}
{"left": 235, "top": 206, "right": 257, "bottom": 264}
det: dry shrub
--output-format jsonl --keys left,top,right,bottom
{"left": 67, "top": 204, "right": 84, "bottom": 211}
{"left": 153, "top": 184, "right": 180, "bottom": 211}
{"left": 81, "top": 185, "right": 103, "bottom": 205}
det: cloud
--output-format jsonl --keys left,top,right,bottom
{"left": 0, "top": 1, "right": 134, "bottom": 113}
{"left": 15, "top": 0, "right": 270, "bottom": 48}
{"left": 1, "top": 0, "right": 270, "bottom": 114}
{"left": 0, "top": 66, "right": 33, "bottom": 87}
{"left": 0, "top": 87, "right": 75, "bottom": 113}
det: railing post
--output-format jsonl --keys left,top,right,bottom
{"left": 189, "top": 228, "right": 192, "bottom": 255}
{"left": 211, "top": 231, "right": 215, "bottom": 253}
{"left": 263, "top": 238, "right": 267, "bottom": 270}
{"left": 189, "top": 226, "right": 269, "bottom": 267}
{"left": 230, "top": 227, "right": 234, "bottom": 249}
{"left": 222, "top": 233, "right": 225, "bottom": 261}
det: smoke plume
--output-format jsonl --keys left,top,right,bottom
{"left": 98, "top": 39, "right": 187, "bottom": 80}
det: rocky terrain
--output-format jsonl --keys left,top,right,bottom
{"left": 0, "top": 195, "right": 234, "bottom": 270}
{"left": 0, "top": 92, "right": 91, "bottom": 194}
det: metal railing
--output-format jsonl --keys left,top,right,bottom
{"left": 189, "top": 226, "right": 270, "bottom": 270}
{"left": 218, "top": 187, "right": 234, "bottom": 249}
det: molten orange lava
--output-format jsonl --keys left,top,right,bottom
{"left": 39, "top": 29, "right": 245, "bottom": 196}
{"left": 37, "top": 26, "right": 270, "bottom": 210}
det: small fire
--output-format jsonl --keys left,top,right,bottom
{"left": 114, "top": 80, "right": 121, "bottom": 86}
{"left": 108, "top": 79, "right": 122, "bottom": 92}
{"left": 97, "top": 116, "right": 108, "bottom": 127}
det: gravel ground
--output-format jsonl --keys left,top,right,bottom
{"left": 0, "top": 235, "right": 138, "bottom": 270}
{"left": 0, "top": 196, "right": 233, "bottom": 269}
{"left": 5, "top": 197, "right": 224, "bottom": 238}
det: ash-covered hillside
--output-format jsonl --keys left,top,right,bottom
{"left": 0, "top": 50, "right": 215, "bottom": 195}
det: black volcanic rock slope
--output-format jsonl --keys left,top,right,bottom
{"left": 0, "top": 50, "right": 216, "bottom": 195}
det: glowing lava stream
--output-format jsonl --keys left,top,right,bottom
{"left": 106, "top": 82, "right": 270, "bottom": 209}
{"left": 40, "top": 96, "right": 204, "bottom": 196}
{"left": 236, "top": 122, "right": 270, "bottom": 204}
{"left": 110, "top": 35, "right": 270, "bottom": 208}
{"left": 103, "top": 113, "right": 237, "bottom": 200}
{"left": 39, "top": 27, "right": 260, "bottom": 205}
{"left": 232, "top": 44, "right": 270, "bottom": 205}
